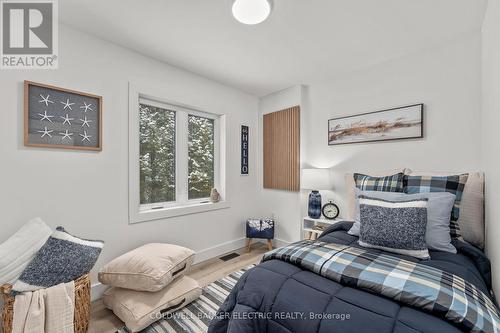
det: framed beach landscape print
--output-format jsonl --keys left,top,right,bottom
{"left": 328, "top": 104, "right": 423, "bottom": 145}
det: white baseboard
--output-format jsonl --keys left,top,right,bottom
{"left": 91, "top": 237, "right": 248, "bottom": 301}
{"left": 91, "top": 282, "right": 109, "bottom": 302}
{"left": 193, "top": 237, "right": 247, "bottom": 264}
{"left": 273, "top": 238, "right": 291, "bottom": 248}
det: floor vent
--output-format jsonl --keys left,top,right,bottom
{"left": 219, "top": 253, "right": 240, "bottom": 262}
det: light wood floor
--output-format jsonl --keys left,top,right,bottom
{"left": 88, "top": 242, "right": 268, "bottom": 333}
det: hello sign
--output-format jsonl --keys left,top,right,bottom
{"left": 241, "top": 125, "right": 249, "bottom": 175}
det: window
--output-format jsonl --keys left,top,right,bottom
{"left": 139, "top": 98, "right": 220, "bottom": 210}
{"left": 188, "top": 115, "right": 215, "bottom": 199}
{"left": 129, "top": 87, "right": 227, "bottom": 223}
{"left": 139, "top": 104, "right": 176, "bottom": 205}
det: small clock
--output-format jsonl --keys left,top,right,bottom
{"left": 322, "top": 201, "right": 340, "bottom": 220}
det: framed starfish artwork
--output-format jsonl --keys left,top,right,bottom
{"left": 24, "top": 81, "right": 102, "bottom": 151}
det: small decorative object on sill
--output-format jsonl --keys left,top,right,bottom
{"left": 210, "top": 188, "right": 220, "bottom": 203}
{"left": 301, "top": 168, "right": 332, "bottom": 219}
{"left": 246, "top": 218, "right": 274, "bottom": 252}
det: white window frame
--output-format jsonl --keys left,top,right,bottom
{"left": 129, "top": 83, "right": 229, "bottom": 224}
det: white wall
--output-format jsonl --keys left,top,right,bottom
{"left": 481, "top": 0, "right": 500, "bottom": 295}
{"left": 257, "top": 33, "right": 482, "bottom": 244}
{"left": 301, "top": 32, "right": 483, "bottom": 218}
{"left": 0, "top": 25, "right": 259, "bottom": 289}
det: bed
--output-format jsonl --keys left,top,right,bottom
{"left": 208, "top": 221, "right": 496, "bottom": 333}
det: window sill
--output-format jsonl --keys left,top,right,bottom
{"left": 130, "top": 201, "right": 230, "bottom": 224}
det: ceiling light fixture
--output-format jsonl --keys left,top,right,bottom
{"left": 232, "top": 0, "right": 272, "bottom": 25}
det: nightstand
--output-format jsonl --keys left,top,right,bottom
{"left": 302, "top": 216, "right": 342, "bottom": 240}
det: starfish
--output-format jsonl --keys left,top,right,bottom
{"left": 38, "top": 94, "right": 54, "bottom": 106}
{"left": 80, "top": 102, "right": 93, "bottom": 113}
{"left": 60, "top": 114, "right": 74, "bottom": 125}
{"left": 37, "top": 127, "right": 53, "bottom": 138}
{"left": 79, "top": 131, "right": 92, "bottom": 142}
{"left": 59, "top": 130, "right": 73, "bottom": 141}
{"left": 79, "top": 116, "right": 92, "bottom": 128}
{"left": 60, "top": 99, "right": 75, "bottom": 110}
{"left": 38, "top": 110, "right": 54, "bottom": 123}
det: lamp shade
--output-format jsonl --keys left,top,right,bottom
{"left": 301, "top": 168, "right": 332, "bottom": 191}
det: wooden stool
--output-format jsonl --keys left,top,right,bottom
{"left": 246, "top": 238, "right": 273, "bottom": 252}
{"left": 246, "top": 218, "right": 275, "bottom": 253}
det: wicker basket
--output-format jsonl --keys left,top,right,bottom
{"left": 1, "top": 274, "right": 91, "bottom": 333}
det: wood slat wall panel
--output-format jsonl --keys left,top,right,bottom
{"left": 263, "top": 106, "right": 300, "bottom": 191}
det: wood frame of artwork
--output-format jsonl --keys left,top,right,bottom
{"left": 328, "top": 103, "right": 424, "bottom": 146}
{"left": 24, "top": 80, "right": 103, "bottom": 151}
{"left": 263, "top": 106, "right": 300, "bottom": 191}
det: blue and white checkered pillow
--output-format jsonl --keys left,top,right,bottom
{"left": 404, "top": 174, "right": 468, "bottom": 239}
{"left": 353, "top": 173, "right": 404, "bottom": 192}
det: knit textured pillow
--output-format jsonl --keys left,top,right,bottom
{"left": 353, "top": 173, "right": 404, "bottom": 192}
{"left": 358, "top": 195, "right": 429, "bottom": 259}
{"left": 404, "top": 174, "right": 468, "bottom": 239}
{"left": 12, "top": 227, "right": 104, "bottom": 292}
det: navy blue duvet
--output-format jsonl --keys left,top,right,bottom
{"left": 208, "top": 222, "right": 494, "bottom": 333}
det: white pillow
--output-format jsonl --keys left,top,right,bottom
{"left": 0, "top": 218, "right": 52, "bottom": 285}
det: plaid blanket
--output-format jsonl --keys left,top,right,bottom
{"left": 263, "top": 240, "right": 500, "bottom": 333}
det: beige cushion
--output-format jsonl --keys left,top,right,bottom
{"left": 345, "top": 169, "right": 407, "bottom": 220}
{"left": 98, "top": 243, "right": 195, "bottom": 292}
{"left": 103, "top": 276, "right": 201, "bottom": 333}
{"left": 405, "top": 170, "right": 485, "bottom": 249}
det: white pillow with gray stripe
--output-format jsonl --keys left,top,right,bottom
{"left": 358, "top": 196, "right": 430, "bottom": 259}
{"left": 13, "top": 227, "right": 104, "bottom": 292}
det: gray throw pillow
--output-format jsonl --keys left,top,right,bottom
{"left": 348, "top": 189, "right": 457, "bottom": 253}
{"left": 358, "top": 195, "right": 430, "bottom": 259}
{"left": 13, "top": 227, "right": 104, "bottom": 292}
